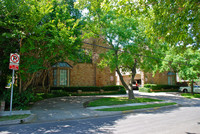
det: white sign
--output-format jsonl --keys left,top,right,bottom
{"left": 10, "top": 53, "right": 20, "bottom": 64}
{"left": 9, "top": 63, "right": 19, "bottom": 70}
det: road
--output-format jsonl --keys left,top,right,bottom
{"left": 0, "top": 92, "right": 200, "bottom": 134}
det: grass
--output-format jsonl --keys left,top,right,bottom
{"left": 181, "top": 93, "right": 200, "bottom": 99}
{"left": 0, "top": 114, "right": 30, "bottom": 121}
{"left": 96, "top": 103, "right": 177, "bottom": 111}
{"left": 87, "top": 97, "right": 162, "bottom": 107}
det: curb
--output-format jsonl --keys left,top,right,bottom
{"left": 120, "top": 104, "right": 180, "bottom": 114}
{"left": 0, "top": 114, "right": 36, "bottom": 126}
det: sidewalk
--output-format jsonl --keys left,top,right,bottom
{"left": 0, "top": 93, "right": 182, "bottom": 126}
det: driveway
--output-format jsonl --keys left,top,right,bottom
{"left": 30, "top": 96, "right": 119, "bottom": 123}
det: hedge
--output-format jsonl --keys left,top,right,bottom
{"left": 143, "top": 84, "right": 180, "bottom": 90}
{"left": 50, "top": 85, "right": 125, "bottom": 92}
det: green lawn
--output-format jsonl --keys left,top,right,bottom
{"left": 96, "top": 103, "right": 177, "bottom": 111}
{"left": 181, "top": 93, "right": 200, "bottom": 99}
{"left": 87, "top": 97, "right": 162, "bottom": 107}
{"left": 0, "top": 114, "right": 30, "bottom": 121}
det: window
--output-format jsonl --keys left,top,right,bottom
{"left": 60, "top": 70, "right": 67, "bottom": 86}
{"left": 53, "top": 69, "right": 57, "bottom": 86}
{"left": 167, "top": 72, "right": 176, "bottom": 85}
{"left": 52, "top": 62, "right": 71, "bottom": 87}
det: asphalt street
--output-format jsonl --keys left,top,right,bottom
{"left": 0, "top": 106, "right": 200, "bottom": 134}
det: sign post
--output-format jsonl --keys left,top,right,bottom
{"left": 9, "top": 53, "right": 20, "bottom": 116}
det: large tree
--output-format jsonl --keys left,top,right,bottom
{"left": 138, "top": 0, "right": 200, "bottom": 49}
{"left": 75, "top": 0, "right": 161, "bottom": 99}
{"left": 0, "top": 0, "right": 83, "bottom": 92}
{"left": 160, "top": 47, "right": 200, "bottom": 94}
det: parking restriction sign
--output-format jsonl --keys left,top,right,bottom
{"left": 10, "top": 53, "right": 20, "bottom": 64}
{"left": 9, "top": 53, "right": 20, "bottom": 115}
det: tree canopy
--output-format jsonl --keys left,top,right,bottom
{"left": 0, "top": 0, "right": 83, "bottom": 91}
{"left": 75, "top": 0, "right": 162, "bottom": 99}
{"left": 138, "top": 0, "right": 200, "bottom": 49}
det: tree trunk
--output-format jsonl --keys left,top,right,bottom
{"left": 116, "top": 67, "right": 135, "bottom": 99}
{"left": 22, "top": 72, "right": 36, "bottom": 91}
{"left": 42, "top": 71, "right": 47, "bottom": 90}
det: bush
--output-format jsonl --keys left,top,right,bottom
{"left": 144, "top": 84, "right": 180, "bottom": 90}
{"left": 50, "top": 86, "right": 100, "bottom": 92}
{"left": 139, "top": 87, "right": 151, "bottom": 92}
{"left": 118, "top": 88, "right": 126, "bottom": 94}
{"left": 143, "top": 84, "right": 157, "bottom": 88}
{"left": 3, "top": 87, "right": 35, "bottom": 110}
{"left": 50, "top": 85, "right": 125, "bottom": 92}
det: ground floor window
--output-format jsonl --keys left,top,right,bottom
{"left": 60, "top": 70, "right": 68, "bottom": 86}
{"left": 53, "top": 69, "right": 70, "bottom": 86}
{"left": 52, "top": 62, "right": 72, "bottom": 87}
{"left": 167, "top": 72, "right": 176, "bottom": 85}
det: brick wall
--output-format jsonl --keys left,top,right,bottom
{"left": 50, "top": 38, "right": 116, "bottom": 87}
{"left": 141, "top": 71, "right": 176, "bottom": 86}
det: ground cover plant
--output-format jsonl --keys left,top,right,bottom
{"left": 87, "top": 97, "right": 162, "bottom": 107}
{"left": 0, "top": 114, "right": 30, "bottom": 121}
{"left": 181, "top": 93, "right": 200, "bottom": 99}
{"left": 96, "top": 103, "right": 177, "bottom": 111}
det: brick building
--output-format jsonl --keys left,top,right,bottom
{"left": 141, "top": 71, "right": 176, "bottom": 86}
{"left": 116, "top": 70, "right": 177, "bottom": 87}
{"left": 49, "top": 38, "right": 116, "bottom": 87}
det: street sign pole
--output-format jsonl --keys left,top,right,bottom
{"left": 9, "top": 53, "right": 19, "bottom": 116}
{"left": 10, "top": 69, "right": 15, "bottom": 116}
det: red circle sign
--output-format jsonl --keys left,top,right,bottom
{"left": 10, "top": 54, "right": 19, "bottom": 63}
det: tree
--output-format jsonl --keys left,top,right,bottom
{"left": 160, "top": 47, "right": 200, "bottom": 94}
{"left": 75, "top": 0, "right": 160, "bottom": 99}
{"left": 0, "top": 0, "right": 83, "bottom": 92}
{"left": 138, "top": 0, "right": 200, "bottom": 49}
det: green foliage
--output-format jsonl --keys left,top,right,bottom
{"left": 181, "top": 93, "right": 200, "bottom": 99}
{"left": 140, "top": 84, "right": 180, "bottom": 92}
{"left": 160, "top": 47, "right": 200, "bottom": 81}
{"left": 144, "top": 84, "right": 180, "bottom": 90}
{"left": 3, "top": 87, "right": 35, "bottom": 110}
{"left": 138, "top": 0, "right": 200, "bottom": 49}
{"left": 50, "top": 85, "right": 125, "bottom": 92}
{"left": 87, "top": 97, "right": 162, "bottom": 107}
{"left": 0, "top": 0, "right": 83, "bottom": 91}
{"left": 96, "top": 103, "right": 177, "bottom": 111}
{"left": 139, "top": 87, "right": 151, "bottom": 93}
{"left": 0, "top": 114, "right": 30, "bottom": 121}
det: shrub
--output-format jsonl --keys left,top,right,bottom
{"left": 3, "top": 87, "right": 35, "bottom": 110}
{"left": 50, "top": 85, "right": 125, "bottom": 92}
{"left": 118, "top": 88, "right": 126, "bottom": 94}
{"left": 143, "top": 84, "right": 157, "bottom": 88}
{"left": 144, "top": 84, "right": 180, "bottom": 90}
{"left": 139, "top": 87, "right": 151, "bottom": 92}
{"left": 50, "top": 86, "right": 100, "bottom": 92}
{"left": 101, "top": 85, "right": 124, "bottom": 91}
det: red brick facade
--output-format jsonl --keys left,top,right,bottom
{"left": 49, "top": 38, "right": 116, "bottom": 87}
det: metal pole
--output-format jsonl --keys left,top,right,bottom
{"left": 10, "top": 69, "right": 15, "bottom": 116}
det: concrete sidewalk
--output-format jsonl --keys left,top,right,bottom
{"left": 0, "top": 92, "right": 186, "bottom": 126}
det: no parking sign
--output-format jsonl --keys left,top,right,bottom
{"left": 9, "top": 53, "right": 20, "bottom": 115}
{"left": 9, "top": 53, "right": 20, "bottom": 70}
